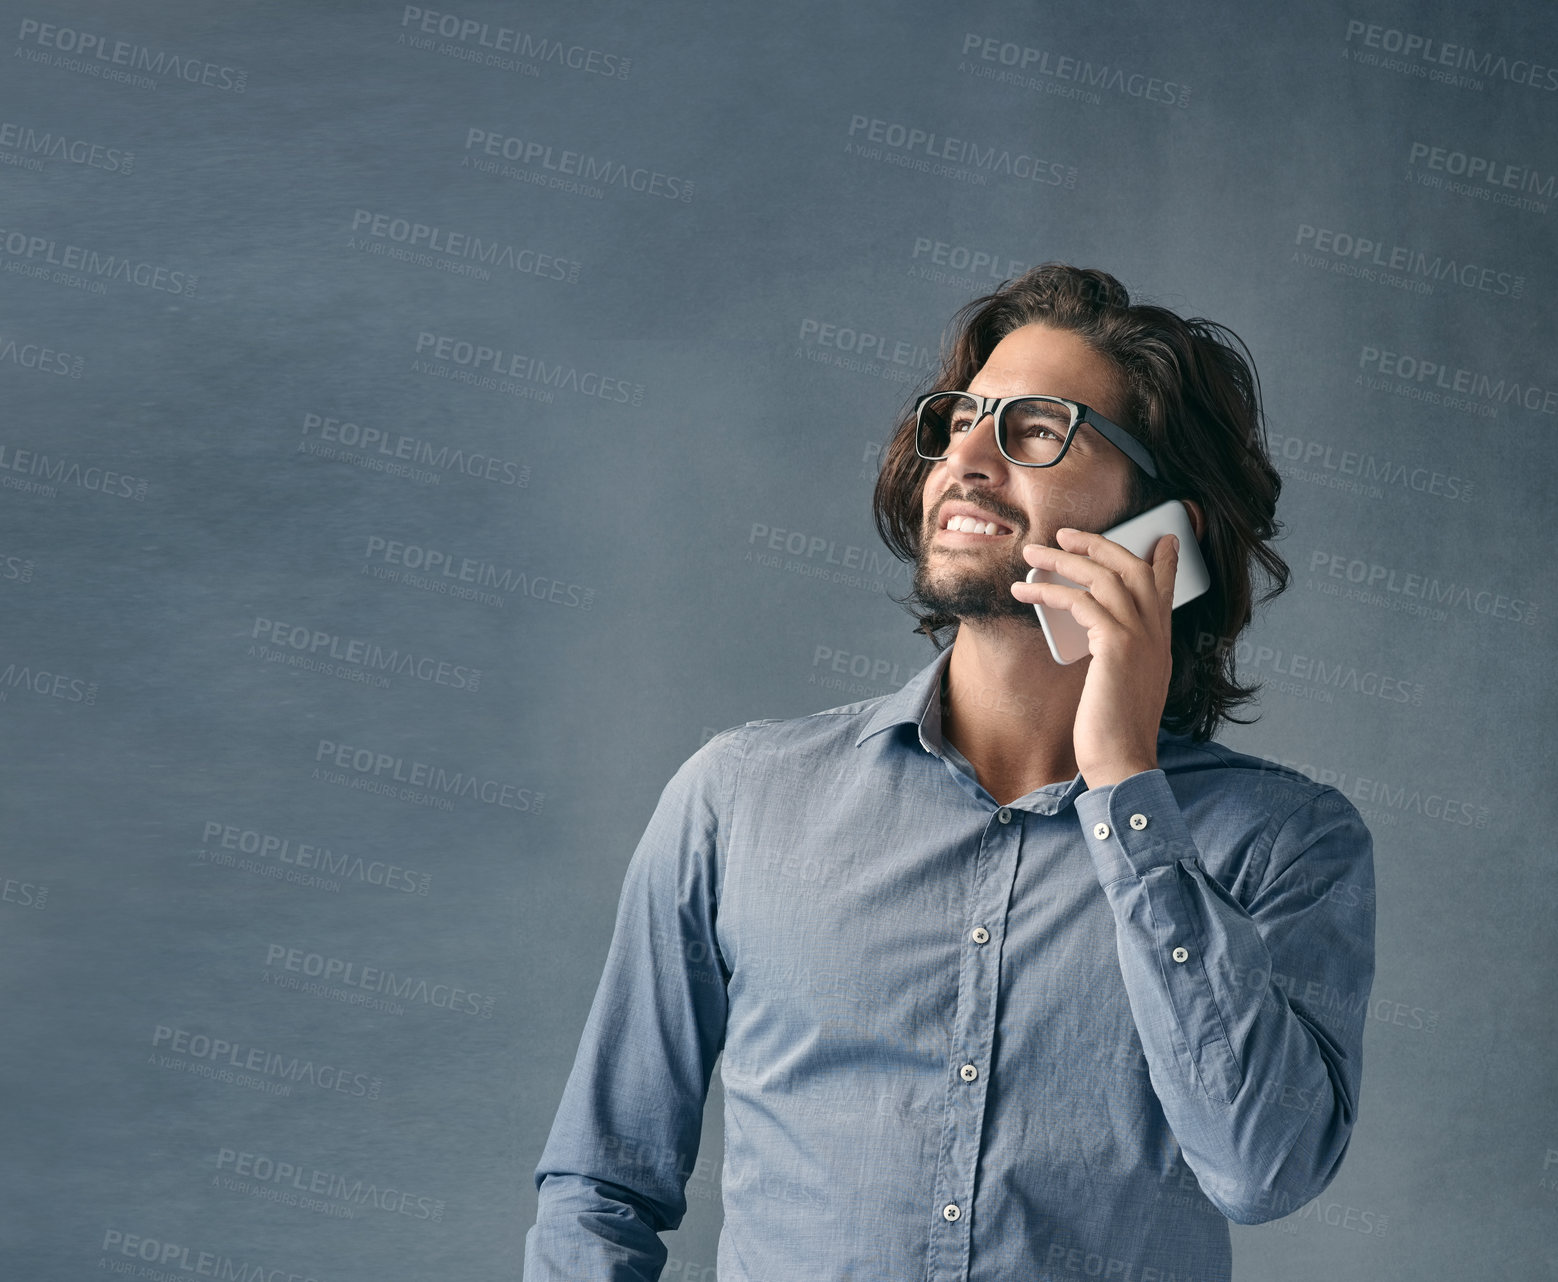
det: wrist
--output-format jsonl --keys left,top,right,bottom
{"left": 1082, "top": 759, "right": 1157, "bottom": 789}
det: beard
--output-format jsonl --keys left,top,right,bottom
{"left": 913, "top": 487, "right": 1140, "bottom": 628}
{"left": 912, "top": 538, "right": 1043, "bottom": 627}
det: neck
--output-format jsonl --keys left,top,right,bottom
{"left": 939, "top": 619, "right": 1087, "bottom": 800}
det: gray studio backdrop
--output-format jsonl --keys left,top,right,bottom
{"left": 2, "top": 0, "right": 1554, "bottom": 1278}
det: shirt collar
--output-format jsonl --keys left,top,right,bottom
{"left": 854, "top": 646, "right": 956, "bottom": 754}
{"left": 854, "top": 644, "right": 1184, "bottom": 807}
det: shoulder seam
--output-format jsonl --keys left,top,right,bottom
{"left": 1258, "top": 783, "right": 1366, "bottom": 893}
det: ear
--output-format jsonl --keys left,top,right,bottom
{"left": 1180, "top": 499, "right": 1206, "bottom": 542}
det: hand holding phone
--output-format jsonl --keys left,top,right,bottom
{"left": 1025, "top": 499, "right": 1210, "bottom": 665}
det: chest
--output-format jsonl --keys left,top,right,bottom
{"left": 715, "top": 763, "right": 1136, "bottom": 1071}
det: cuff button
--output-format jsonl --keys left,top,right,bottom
{"left": 1092, "top": 822, "right": 1111, "bottom": 840}
{"left": 1129, "top": 813, "right": 1148, "bottom": 830}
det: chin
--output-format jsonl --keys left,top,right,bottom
{"left": 913, "top": 560, "right": 1039, "bottom": 628}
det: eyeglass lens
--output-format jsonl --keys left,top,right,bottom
{"left": 917, "top": 393, "right": 1075, "bottom": 465}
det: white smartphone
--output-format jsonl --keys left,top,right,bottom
{"left": 1025, "top": 498, "right": 1210, "bottom": 665}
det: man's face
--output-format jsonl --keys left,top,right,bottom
{"left": 914, "top": 322, "right": 1138, "bottom": 628}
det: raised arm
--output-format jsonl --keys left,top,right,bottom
{"left": 1073, "top": 769, "right": 1375, "bottom": 1223}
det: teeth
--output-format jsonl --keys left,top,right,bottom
{"left": 946, "top": 515, "right": 1003, "bottom": 534}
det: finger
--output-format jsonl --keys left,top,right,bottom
{"left": 1057, "top": 527, "right": 1165, "bottom": 625}
{"left": 1055, "top": 527, "right": 1154, "bottom": 585}
{"left": 1012, "top": 580, "right": 1124, "bottom": 632}
{"left": 1022, "top": 541, "right": 1117, "bottom": 588}
{"left": 1023, "top": 541, "right": 1140, "bottom": 624}
{"left": 1153, "top": 533, "right": 1179, "bottom": 613}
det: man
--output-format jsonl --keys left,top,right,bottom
{"left": 524, "top": 265, "right": 1375, "bottom": 1281}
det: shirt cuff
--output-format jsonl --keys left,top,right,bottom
{"left": 1074, "top": 768, "right": 1196, "bottom": 885}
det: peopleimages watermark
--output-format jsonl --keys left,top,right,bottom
{"left": 213, "top": 1146, "right": 446, "bottom": 1223}
{"left": 0, "top": 443, "right": 147, "bottom": 501}
{"left": 1292, "top": 224, "right": 1525, "bottom": 297}
{"left": 1539, "top": 1148, "right": 1558, "bottom": 1194}
{"left": 0, "top": 119, "right": 133, "bottom": 173}
{"left": 1307, "top": 548, "right": 1537, "bottom": 626}
{"left": 1357, "top": 345, "right": 1556, "bottom": 416}
{"left": 2, "top": 875, "right": 47, "bottom": 910}
{"left": 1257, "top": 754, "right": 1489, "bottom": 831}
{"left": 347, "top": 209, "right": 581, "bottom": 283}
{"left": 957, "top": 32, "right": 1191, "bottom": 107}
{"left": 1267, "top": 430, "right": 1474, "bottom": 502}
{"left": 745, "top": 520, "right": 911, "bottom": 597}
{"left": 0, "top": 223, "right": 196, "bottom": 295}
{"left": 412, "top": 330, "right": 644, "bottom": 404}
{"left": 361, "top": 533, "right": 596, "bottom": 611}
{"left": 810, "top": 645, "right": 917, "bottom": 695}
{"left": 14, "top": 19, "right": 248, "bottom": 92}
{"left": 250, "top": 614, "right": 482, "bottom": 693}
{"left": 845, "top": 113, "right": 1076, "bottom": 187}
{"left": 1342, "top": 19, "right": 1558, "bottom": 92}
{"left": 1229, "top": 965, "right": 1434, "bottom": 1041}
{"left": 0, "top": 655, "right": 97, "bottom": 705}
{"left": 148, "top": 1023, "right": 383, "bottom": 1100}
{"left": 297, "top": 412, "right": 530, "bottom": 488}
{"left": 794, "top": 317, "right": 936, "bottom": 384}
{"left": 462, "top": 127, "right": 692, "bottom": 202}
{"left": 312, "top": 736, "right": 544, "bottom": 815}
{"left": 0, "top": 333, "right": 82, "bottom": 377}
{"left": 263, "top": 944, "right": 494, "bottom": 1017}
{"left": 1406, "top": 141, "right": 1556, "bottom": 213}
{"left": 200, "top": 820, "right": 431, "bottom": 894}
{"left": 99, "top": 1229, "right": 315, "bottom": 1282}
{"left": 908, "top": 236, "right": 1033, "bottom": 289}
{"left": 0, "top": 552, "right": 36, "bottom": 584}
{"left": 1195, "top": 631, "right": 1425, "bottom": 706}
{"left": 397, "top": 6, "right": 630, "bottom": 79}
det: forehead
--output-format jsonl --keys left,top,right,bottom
{"left": 965, "top": 323, "right": 1126, "bottom": 423}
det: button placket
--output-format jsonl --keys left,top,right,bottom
{"left": 929, "top": 809, "right": 1019, "bottom": 1275}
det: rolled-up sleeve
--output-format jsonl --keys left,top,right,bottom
{"left": 1073, "top": 768, "right": 1375, "bottom": 1224}
{"left": 523, "top": 731, "right": 739, "bottom": 1280}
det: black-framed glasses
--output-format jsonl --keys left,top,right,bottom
{"left": 913, "top": 391, "right": 1159, "bottom": 479}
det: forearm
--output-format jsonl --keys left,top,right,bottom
{"left": 1075, "top": 769, "right": 1375, "bottom": 1222}
{"left": 524, "top": 1173, "right": 671, "bottom": 1282}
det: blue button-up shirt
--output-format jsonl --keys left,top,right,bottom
{"left": 525, "top": 645, "right": 1375, "bottom": 1281}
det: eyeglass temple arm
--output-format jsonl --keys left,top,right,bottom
{"left": 1086, "top": 412, "right": 1160, "bottom": 480}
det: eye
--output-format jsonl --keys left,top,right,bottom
{"left": 1005, "top": 405, "right": 1071, "bottom": 439}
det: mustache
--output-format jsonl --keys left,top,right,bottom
{"left": 928, "top": 489, "right": 1027, "bottom": 533}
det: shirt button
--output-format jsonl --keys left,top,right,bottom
{"left": 942, "top": 1203, "right": 961, "bottom": 1222}
{"left": 1092, "top": 822, "right": 1111, "bottom": 840}
{"left": 959, "top": 1063, "right": 978, "bottom": 1082}
{"left": 997, "top": 807, "right": 1012, "bottom": 824}
{"left": 970, "top": 926, "right": 990, "bottom": 945}
{"left": 1130, "top": 813, "right": 1149, "bottom": 830}
{"left": 1172, "top": 946, "right": 1189, "bottom": 963}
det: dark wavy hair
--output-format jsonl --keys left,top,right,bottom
{"left": 871, "top": 263, "right": 1289, "bottom": 742}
